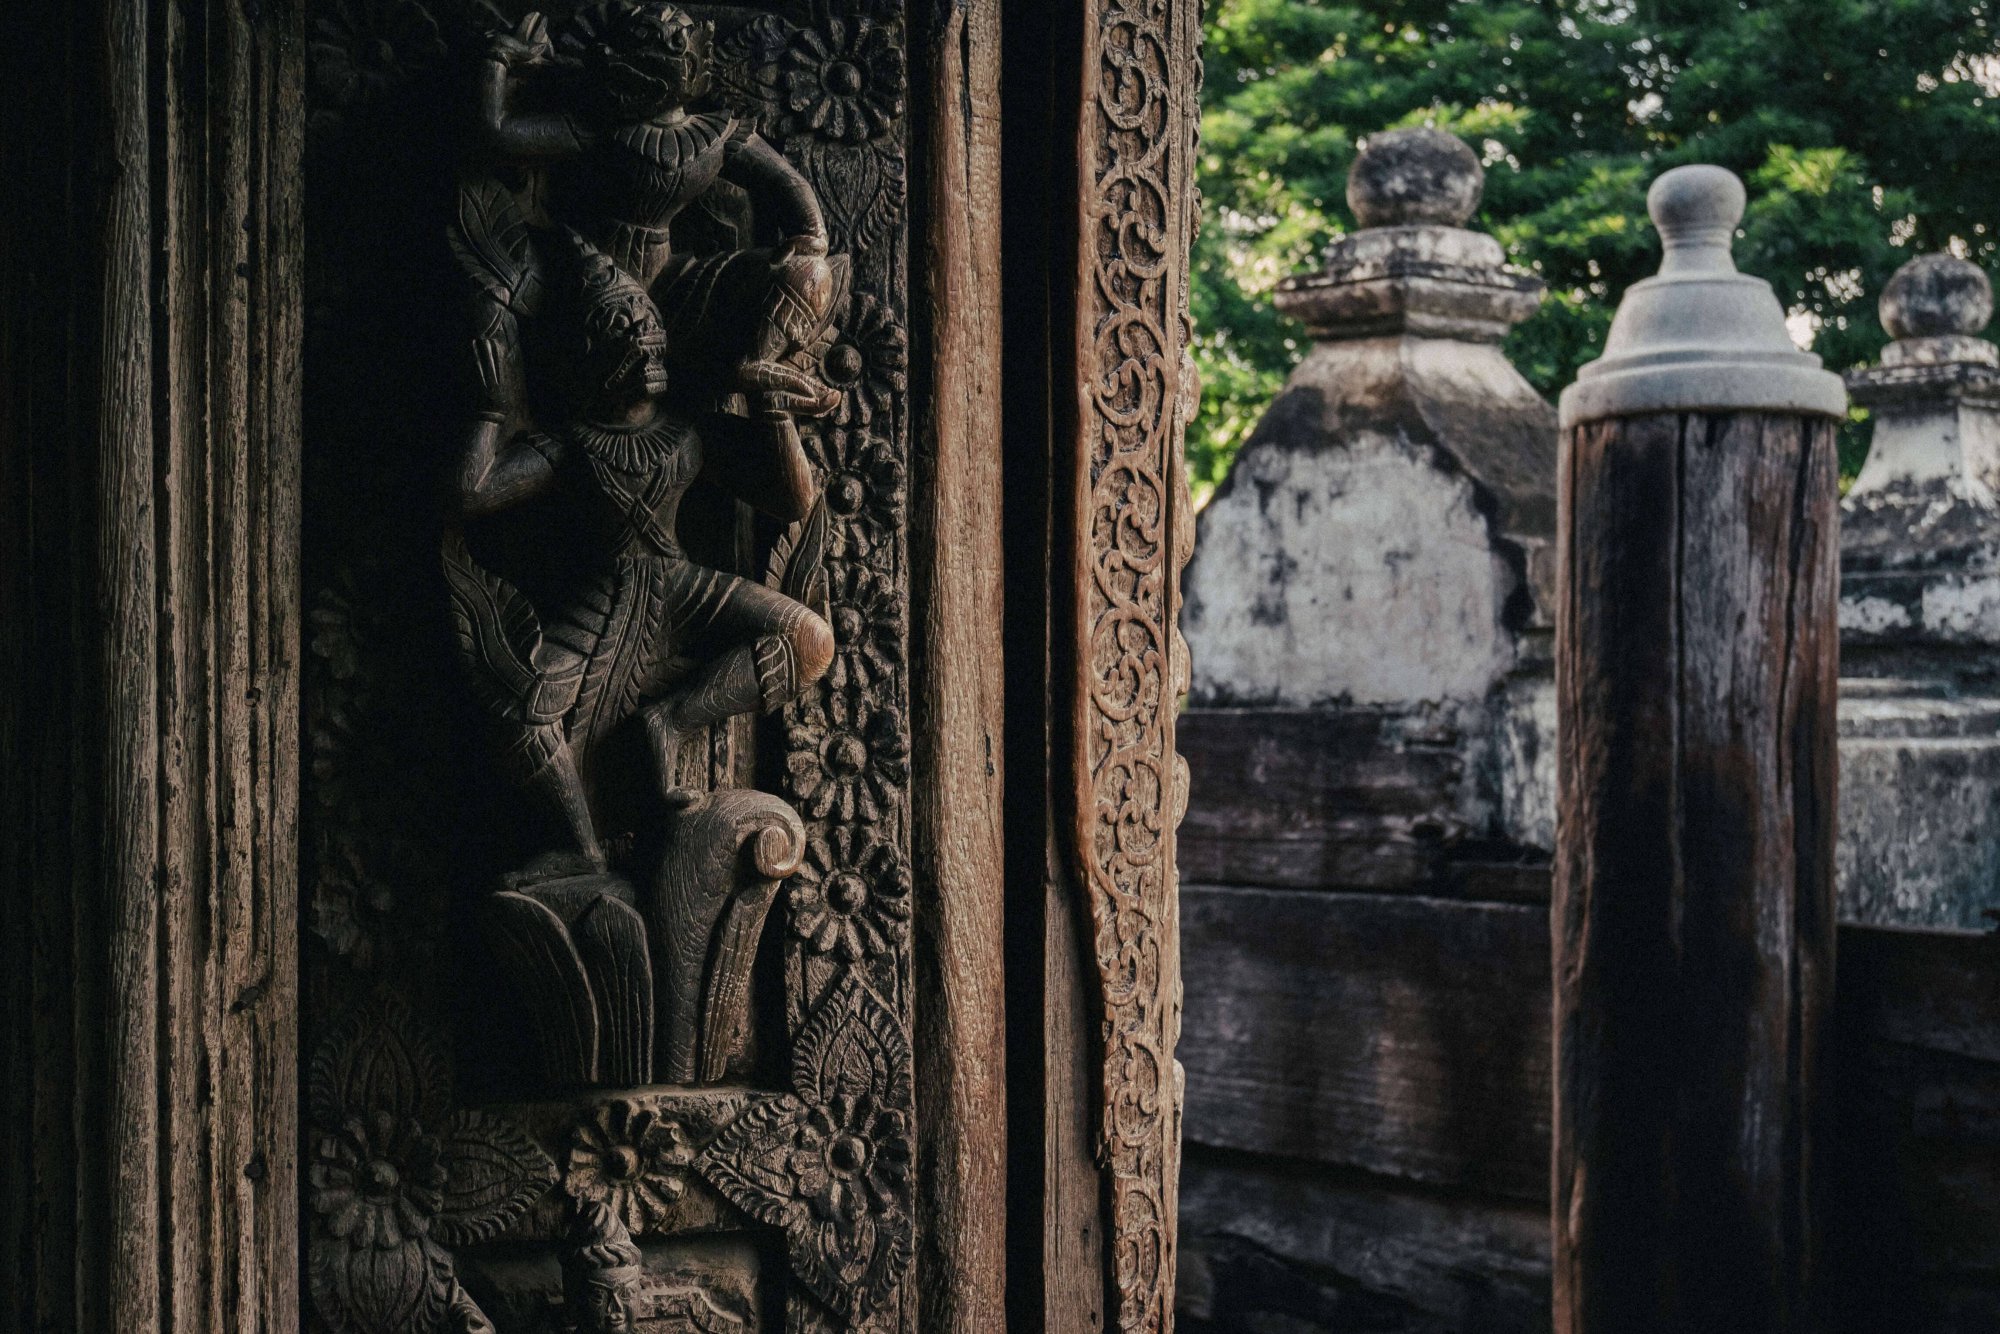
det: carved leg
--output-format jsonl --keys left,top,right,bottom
{"left": 642, "top": 647, "right": 759, "bottom": 807}
{"left": 642, "top": 584, "right": 834, "bottom": 804}
{"left": 508, "top": 727, "right": 607, "bottom": 874}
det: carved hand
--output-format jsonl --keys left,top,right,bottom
{"left": 488, "top": 12, "right": 554, "bottom": 69}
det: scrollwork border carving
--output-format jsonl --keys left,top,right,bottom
{"left": 1069, "top": 1, "right": 1202, "bottom": 1329}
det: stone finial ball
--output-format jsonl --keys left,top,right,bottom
{"left": 1880, "top": 253, "right": 1993, "bottom": 340}
{"left": 1347, "top": 128, "right": 1484, "bottom": 229}
{"left": 1647, "top": 164, "right": 1746, "bottom": 247}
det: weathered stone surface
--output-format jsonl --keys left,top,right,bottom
{"left": 1836, "top": 251, "right": 2000, "bottom": 930}
{"left": 1182, "top": 127, "right": 1557, "bottom": 857}
{"left": 1838, "top": 680, "right": 2000, "bottom": 930}
{"left": 1346, "top": 126, "right": 1485, "bottom": 230}
{"left": 1184, "top": 402, "right": 1520, "bottom": 709}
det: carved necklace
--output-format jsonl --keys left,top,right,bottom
{"left": 569, "top": 415, "right": 695, "bottom": 474}
{"left": 612, "top": 113, "right": 733, "bottom": 168}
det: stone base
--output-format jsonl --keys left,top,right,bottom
{"left": 1838, "top": 677, "right": 2000, "bottom": 930}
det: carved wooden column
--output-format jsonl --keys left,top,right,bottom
{"left": 1004, "top": 2, "right": 1204, "bottom": 1329}
{"left": 0, "top": 0, "right": 305, "bottom": 1328}
{"left": 1554, "top": 166, "right": 1844, "bottom": 1334}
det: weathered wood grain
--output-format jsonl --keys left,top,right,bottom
{"left": 908, "top": 0, "right": 1009, "bottom": 1328}
{"left": 1179, "top": 885, "right": 2000, "bottom": 1332}
{"left": 1179, "top": 709, "right": 1478, "bottom": 892}
{"left": 0, "top": 0, "right": 303, "bottom": 1327}
{"left": 1178, "top": 1146, "right": 1552, "bottom": 1334}
{"left": 1180, "top": 884, "right": 1552, "bottom": 1199}
{"left": 1554, "top": 410, "right": 1839, "bottom": 1333}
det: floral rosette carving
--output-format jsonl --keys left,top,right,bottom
{"left": 563, "top": 1099, "right": 699, "bottom": 1236}
{"left": 697, "top": 977, "right": 914, "bottom": 1325}
{"left": 825, "top": 296, "right": 907, "bottom": 429}
{"left": 810, "top": 427, "right": 904, "bottom": 567}
{"left": 308, "top": 0, "right": 446, "bottom": 132}
{"left": 781, "top": 14, "right": 903, "bottom": 145}
{"left": 786, "top": 686, "right": 909, "bottom": 824}
{"left": 307, "top": 993, "right": 556, "bottom": 1334}
{"left": 823, "top": 562, "right": 904, "bottom": 692}
{"left": 790, "top": 824, "right": 913, "bottom": 961}
{"left": 780, "top": 7, "right": 907, "bottom": 255}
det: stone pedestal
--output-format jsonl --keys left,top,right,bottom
{"left": 1839, "top": 253, "right": 2000, "bottom": 930}
{"left": 1176, "top": 128, "right": 1561, "bottom": 1334}
{"left": 1181, "top": 127, "right": 1558, "bottom": 862}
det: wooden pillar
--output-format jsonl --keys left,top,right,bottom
{"left": 1553, "top": 167, "right": 1845, "bottom": 1333}
{"left": 0, "top": 0, "right": 304, "bottom": 1328}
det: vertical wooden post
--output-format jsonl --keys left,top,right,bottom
{"left": 0, "top": 0, "right": 303, "bottom": 1327}
{"left": 1553, "top": 167, "right": 1845, "bottom": 1333}
{"left": 909, "top": 0, "right": 1009, "bottom": 1327}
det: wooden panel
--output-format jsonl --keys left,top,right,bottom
{"left": 1178, "top": 1146, "right": 1551, "bottom": 1334}
{"left": 1827, "top": 927, "right": 2000, "bottom": 1330}
{"left": 1179, "top": 884, "right": 1551, "bottom": 1201}
{"left": 1180, "top": 880, "right": 2000, "bottom": 1328}
{"left": 0, "top": 0, "right": 303, "bottom": 1327}
{"left": 1179, "top": 709, "right": 1474, "bottom": 892}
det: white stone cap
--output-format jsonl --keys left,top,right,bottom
{"left": 1279, "top": 127, "right": 1543, "bottom": 343}
{"left": 1559, "top": 165, "right": 1848, "bottom": 428}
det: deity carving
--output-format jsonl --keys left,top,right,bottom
{"left": 305, "top": 0, "right": 919, "bottom": 1326}
{"left": 442, "top": 0, "right": 844, "bottom": 1091}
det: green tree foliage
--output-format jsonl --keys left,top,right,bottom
{"left": 1192, "top": 0, "right": 2000, "bottom": 494}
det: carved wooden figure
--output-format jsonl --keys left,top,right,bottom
{"left": 299, "top": 2, "right": 924, "bottom": 1328}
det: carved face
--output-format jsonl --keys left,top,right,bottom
{"left": 575, "top": 1269, "right": 642, "bottom": 1334}
{"left": 582, "top": 288, "right": 672, "bottom": 403}
{"left": 593, "top": 2, "right": 714, "bottom": 120}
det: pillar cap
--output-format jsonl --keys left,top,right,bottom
{"left": 1278, "top": 127, "right": 1542, "bottom": 343}
{"left": 1558, "top": 165, "right": 1848, "bottom": 428}
{"left": 1881, "top": 252, "right": 1992, "bottom": 340}
{"left": 1346, "top": 127, "right": 1484, "bottom": 229}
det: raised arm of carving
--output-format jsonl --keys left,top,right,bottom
{"left": 721, "top": 131, "right": 828, "bottom": 252}
{"left": 477, "top": 15, "right": 590, "bottom": 161}
{"left": 457, "top": 419, "right": 559, "bottom": 519}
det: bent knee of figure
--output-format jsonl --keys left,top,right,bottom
{"left": 793, "top": 610, "right": 834, "bottom": 689}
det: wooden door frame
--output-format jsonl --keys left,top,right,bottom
{"left": 1, "top": 0, "right": 1203, "bottom": 1328}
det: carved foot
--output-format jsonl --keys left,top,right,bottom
{"left": 642, "top": 704, "right": 694, "bottom": 805}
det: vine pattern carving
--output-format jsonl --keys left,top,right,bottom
{"left": 1074, "top": 1, "right": 1202, "bottom": 1329}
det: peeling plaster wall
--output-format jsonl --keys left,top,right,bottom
{"left": 1184, "top": 431, "right": 1518, "bottom": 709}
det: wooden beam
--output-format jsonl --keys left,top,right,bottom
{"left": 1180, "top": 884, "right": 1551, "bottom": 1199}
{"left": 909, "top": 0, "right": 1009, "bottom": 1327}
{"left": 0, "top": 0, "right": 303, "bottom": 1327}
{"left": 1179, "top": 884, "right": 2000, "bottom": 1327}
